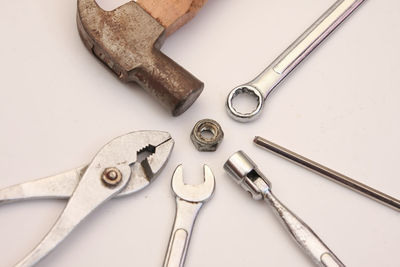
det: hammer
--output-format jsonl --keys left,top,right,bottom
{"left": 77, "top": 0, "right": 207, "bottom": 116}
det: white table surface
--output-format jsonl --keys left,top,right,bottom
{"left": 1, "top": 0, "right": 399, "bottom": 266}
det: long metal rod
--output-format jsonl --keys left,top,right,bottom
{"left": 254, "top": 136, "right": 400, "bottom": 212}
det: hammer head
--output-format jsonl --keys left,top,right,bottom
{"left": 77, "top": 0, "right": 204, "bottom": 116}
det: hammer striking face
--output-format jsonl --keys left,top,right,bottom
{"left": 77, "top": 0, "right": 207, "bottom": 116}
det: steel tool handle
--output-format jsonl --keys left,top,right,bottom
{"left": 265, "top": 192, "right": 344, "bottom": 267}
{"left": 163, "top": 199, "right": 202, "bottom": 267}
{"left": 0, "top": 167, "right": 84, "bottom": 205}
{"left": 252, "top": 0, "right": 365, "bottom": 96}
{"left": 14, "top": 162, "right": 132, "bottom": 267}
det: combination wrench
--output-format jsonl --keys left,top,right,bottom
{"left": 163, "top": 165, "right": 215, "bottom": 267}
{"left": 227, "top": 0, "right": 366, "bottom": 122}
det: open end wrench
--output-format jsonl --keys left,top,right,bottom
{"left": 227, "top": 0, "right": 366, "bottom": 122}
{"left": 163, "top": 165, "right": 215, "bottom": 267}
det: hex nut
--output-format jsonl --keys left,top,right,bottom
{"left": 191, "top": 119, "right": 224, "bottom": 152}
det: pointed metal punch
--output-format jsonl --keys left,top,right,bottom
{"left": 0, "top": 130, "right": 174, "bottom": 267}
{"left": 254, "top": 136, "right": 400, "bottom": 212}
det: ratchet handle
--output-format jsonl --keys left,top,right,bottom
{"left": 265, "top": 192, "right": 344, "bottom": 267}
{"left": 163, "top": 199, "right": 203, "bottom": 267}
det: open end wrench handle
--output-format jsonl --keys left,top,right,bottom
{"left": 227, "top": 0, "right": 366, "bottom": 122}
{"left": 163, "top": 199, "right": 203, "bottom": 267}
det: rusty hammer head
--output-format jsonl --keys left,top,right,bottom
{"left": 77, "top": 0, "right": 207, "bottom": 116}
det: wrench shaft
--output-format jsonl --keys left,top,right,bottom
{"left": 253, "top": 0, "right": 365, "bottom": 97}
{"left": 163, "top": 199, "right": 203, "bottom": 267}
{"left": 227, "top": 0, "right": 366, "bottom": 122}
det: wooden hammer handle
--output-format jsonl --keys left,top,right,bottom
{"left": 137, "top": 0, "right": 208, "bottom": 36}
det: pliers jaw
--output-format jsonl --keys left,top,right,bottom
{"left": 118, "top": 130, "right": 175, "bottom": 196}
{"left": 84, "top": 130, "right": 174, "bottom": 196}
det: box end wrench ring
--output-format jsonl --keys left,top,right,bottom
{"left": 227, "top": 0, "right": 366, "bottom": 122}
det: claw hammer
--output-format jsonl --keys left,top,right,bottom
{"left": 77, "top": 0, "right": 207, "bottom": 116}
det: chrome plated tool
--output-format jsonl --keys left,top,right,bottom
{"left": 163, "top": 165, "right": 215, "bottom": 267}
{"left": 227, "top": 0, "right": 366, "bottom": 122}
{"left": 224, "top": 151, "right": 344, "bottom": 267}
{"left": 254, "top": 136, "right": 400, "bottom": 212}
{"left": 0, "top": 131, "right": 174, "bottom": 267}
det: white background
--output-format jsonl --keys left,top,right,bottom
{"left": 0, "top": 0, "right": 399, "bottom": 266}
